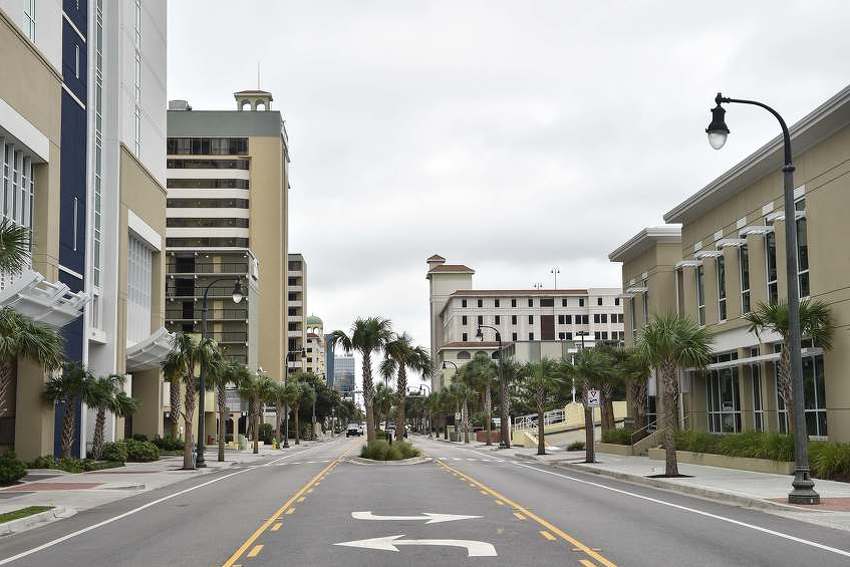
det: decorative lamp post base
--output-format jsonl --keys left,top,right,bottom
{"left": 789, "top": 470, "right": 820, "bottom": 505}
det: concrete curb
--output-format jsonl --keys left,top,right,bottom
{"left": 511, "top": 453, "right": 803, "bottom": 513}
{"left": 345, "top": 456, "right": 433, "bottom": 466}
{"left": 0, "top": 506, "right": 76, "bottom": 536}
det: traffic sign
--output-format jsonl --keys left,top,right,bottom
{"left": 586, "top": 388, "right": 601, "bottom": 408}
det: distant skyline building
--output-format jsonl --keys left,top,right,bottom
{"left": 305, "top": 314, "right": 325, "bottom": 379}
{"left": 325, "top": 333, "right": 335, "bottom": 388}
{"left": 333, "top": 354, "right": 355, "bottom": 396}
{"left": 287, "top": 253, "right": 306, "bottom": 374}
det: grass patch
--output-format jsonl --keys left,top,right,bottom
{"left": 360, "top": 440, "right": 420, "bottom": 461}
{"left": 0, "top": 506, "right": 53, "bottom": 524}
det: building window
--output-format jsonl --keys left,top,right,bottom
{"left": 457, "top": 351, "right": 470, "bottom": 359}
{"left": 594, "top": 331, "right": 600, "bottom": 340}
{"left": 615, "top": 297, "right": 620, "bottom": 306}
{"left": 717, "top": 255, "right": 727, "bottom": 321}
{"left": 167, "top": 178, "right": 250, "bottom": 190}
{"left": 562, "top": 298, "right": 567, "bottom": 307}
{"left": 565, "top": 315, "right": 572, "bottom": 324}
{"left": 91, "top": 0, "right": 104, "bottom": 313}
{"left": 740, "top": 244, "right": 750, "bottom": 314}
{"left": 167, "top": 198, "right": 250, "bottom": 209}
{"left": 512, "top": 332, "right": 517, "bottom": 341}
{"left": 776, "top": 354, "right": 827, "bottom": 437}
{"left": 528, "top": 298, "right": 533, "bottom": 307}
{"left": 477, "top": 315, "right": 483, "bottom": 325}
{"left": 167, "top": 158, "right": 250, "bottom": 170}
{"left": 601, "top": 331, "right": 608, "bottom": 340}
{"left": 511, "top": 298, "right": 516, "bottom": 307}
{"left": 558, "top": 332, "right": 565, "bottom": 340}
{"left": 528, "top": 315, "right": 533, "bottom": 324}
{"left": 166, "top": 218, "right": 250, "bottom": 228}
{"left": 597, "top": 297, "right": 603, "bottom": 306}
{"left": 511, "top": 315, "right": 517, "bottom": 325}
{"left": 751, "top": 357, "right": 764, "bottom": 432}
{"left": 565, "top": 332, "right": 572, "bottom": 340}
{"left": 133, "top": 0, "right": 142, "bottom": 155}
{"left": 558, "top": 315, "right": 564, "bottom": 324}
{"left": 601, "top": 314, "right": 608, "bottom": 324}
{"left": 579, "top": 298, "right": 585, "bottom": 307}
{"left": 696, "top": 264, "right": 706, "bottom": 325}
{"left": 707, "top": 356, "right": 741, "bottom": 433}
{"left": 462, "top": 333, "right": 468, "bottom": 342}
{"left": 127, "top": 235, "right": 153, "bottom": 344}
{"left": 461, "top": 299, "right": 467, "bottom": 308}
{"left": 494, "top": 299, "right": 500, "bottom": 308}
{"left": 528, "top": 332, "right": 534, "bottom": 340}
{"left": 593, "top": 314, "right": 600, "bottom": 324}
{"left": 629, "top": 298, "right": 637, "bottom": 341}
{"left": 167, "top": 138, "right": 249, "bottom": 156}
{"left": 477, "top": 299, "right": 483, "bottom": 308}
{"left": 766, "top": 230, "right": 778, "bottom": 304}
{"left": 461, "top": 315, "right": 467, "bottom": 325}
{"left": 23, "top": 0, "right": 35, "bottom": 40}
{"left": 796, "top": 199, "right": 809, "bottom": 299}
{"left": 74, "top": 44, "right": 80, "bottom": 78}
{"left": 494, "top": 315, "right": 500, "bottom": 325}
{"left": 1, "top": 141, "right": 35, "bottom": 246}
{"left": 642, "top": 282, "right": 649, "bottom": 326}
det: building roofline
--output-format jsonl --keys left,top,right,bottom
{"left": 664, "top": 84, "right": 850, "bottom": 224}
{"left": 608, "top": 225, "right": 682, "bottom": 263}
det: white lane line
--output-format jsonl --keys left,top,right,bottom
{"left": 453, "top": 458, "right": 461, "bottom": 461}
{"left": 0, "top": 441, "right": 341, "bottom": 565}
{"left": 511, "top": 461, "right": 850, "bottom": 560}
{"left": 466, "top": 459, "right": 477, "bottom": 462}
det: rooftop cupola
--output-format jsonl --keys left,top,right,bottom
{"left": 234, "top": 89, "right": 273, "bottom": 111}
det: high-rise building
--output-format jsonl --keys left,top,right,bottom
{"left": 305, "top": 315, "right": 325, "bottom": 379}
{"left": 325, "top": 333, "right": 335, "bottom": 388}
{"left": 426, "top": 255, "right": 624, "bottom": 391}
{"left": 334, "top": 354, "right": 355, "bottom": 397}
{"left": 165, "top": 90, "right": 291, "bottom": 439}
{"left": 286, "top": 253, "right": 306, "bottom": 374}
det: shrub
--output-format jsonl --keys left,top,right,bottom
{"left": 28, "top": 455, "right": 58, "bottom": 469}
{"left": 673, "top": 430, "right": 794, "bottom": 462}
{"left": 386, "top": 444, "right": 403, "bottom": 460}
{"left": 361, "top": 440, "right": 390, "bottom": 461}
{"left": 258, "top": 423, "right": 274, "bottom": 445}
{"left": 810, "top": 441, "right": 850, "bottom": 482}
{"left": 126, "top": 439, "right": 159, "bottom": 462}
{"left": 566, "top": 441, "right": 585, "bottom": 451}
{"left": 152, "top": 435, "right": 184, "bottom": 451}
{"left": 361, "top": 440, "right": 419, "bottom": 461}
{"left": 397, "top": 441, "right": 420, "bottom": 459}
{"left": 0, "top": 452, "right": 27, "bottom": 485}
{"left": 102, "top": 441, "right": 128, "bottom": 463}
{"left": 131, "top": 433, "right": 149, "bottom": 442}
{"left": 601, "top": 428, "right": 633, "bottom": 445}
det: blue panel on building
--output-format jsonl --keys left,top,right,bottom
{"left": 63, "top": 0, "right": 88, "bottom": 35}
{"left": 61, "top": 21, "right": 87, "bottom": 103}
{"left": 59, "top": 94, "right": 87, "bottom": 276}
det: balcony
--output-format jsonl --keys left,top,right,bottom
{"left": 166, "top": 283, "right": 248, "bottom": 300}
{"left": 207, "top": 331, "right": 248, "bottom": 345}
{"left": 165, "top": 308, "right": 248, "bottom": 322}
{"left": 166, "top": 262, "right": 249, "bottom": 276}
{"left": 0, "top": 269, "right": 89, "bottom": 328}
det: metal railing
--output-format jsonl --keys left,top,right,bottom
{"left": 630, "top": 419, "right": 658, "bottom": 445}
{"left": 167, "top": 262, "right": 249, "bottom": 275}
{"left": 513, "top": 408, "right": 566, "bottom": 431}
{"left": 164, "top": 308, "right": 248, "bottom": 321}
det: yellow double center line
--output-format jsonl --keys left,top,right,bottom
{"left": 221, "top": 456, "right": 342, "bottom": 567}
{"left": 437, "top": 460, "right": 617, "bottom": 567}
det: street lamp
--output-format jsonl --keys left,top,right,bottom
{"left": 532, "top": 282, "right": 543, "bottom": 290}
{"left": 283, "top": 347, "right": 306, "bottom": 448}
{"left": 707, "top": 92, "right": 817, "bottom": 505}
{"left": 550, "top": 267, "right": 560, "bottom": 290}
{"left": 197, "top": 278, "right": 243, "bottom": 468}
{"left": 476, "top": 324, "right": 509, "bottom": 448}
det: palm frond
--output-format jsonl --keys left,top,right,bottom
{"left": 0, "top": 220, "right": 31, "bottom": 274}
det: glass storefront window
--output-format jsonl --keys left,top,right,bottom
{"left": 707, "top": 353, "right": 740, "bottom": 433}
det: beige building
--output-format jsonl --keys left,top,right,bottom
{"left": 286, "top": 253, "right": 306, "bottom": 374}
{"left": 165, "top": 90, "right": 291, "bottom": 441}
{"left": 305, "top": 315, "right": 326, "bottom": 379}
{"left": 427, "top": 255, "right": 624, "bottom": 390}
{"left": 610, "top": 84, "right": 850, "bottom": 441}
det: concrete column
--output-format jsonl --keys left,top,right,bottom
{"left": 14, "top": 358, "right": 54, "bottom": 461}
{"left": 132, "top": 368, "right": 163, "bottom": 439}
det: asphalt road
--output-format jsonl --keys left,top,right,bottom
{"left": 1, "top": 435, "right": 850, "bottom": 566}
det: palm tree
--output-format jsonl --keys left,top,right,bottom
{"left": 637, "top": 313, "right": 713, "bottom": 476}
{"left": 267, "top": 381, "right": 287, "bottom": 447}
{"left": 207, "top": 359, "right": 250, "bottom": 461}
{"left": 613, "top": 347, "right": 651, "bottom": 434}
{"left": 381, "top": 333, "right": 431, "bottom": 436}
{"left": 0, "top": 219, "right": 31, "bottom": 274}
{"left": 43, "top": 362, "right": 95, "bottom": 459}
{"left": 89, "top": 373, "right": 137, "bottom": 460}
{"left": 329, "top": 317, "right": 393, "bottom": 442}
{"left": 0, "top": 308, "right": 65, "bottom": 420}
{"left": 162, "top": 354, "right": 182, "bottom": 439}
{"left": 281, "top": 380, "right": 302, "bottom": 445}
{"left": 301, "top": 382, "right": 317, "bottom": 440}
{"left": 463, "top": 353, "right": 498, "bottom": 445}
{"left": 239, "top": 371, "right": 274, "bottom": 454}
{"left": 519, "top": 358, "right": 566, "bottom": 456}
{"left": 744, "top": 299, "right": 832, "bottom": 434}
{"left": 567, "top": 348, "right": 614, "bottom": 464}
{"left": 448, "top": 380, "right": 473, "bottom": 444}
{"left": 593, "top": 344, "right": 626, "bottom": 434}
{"left": 373, "top": 381, "right": 394, "bottom": 433}
{"left": 163, "top": 333, "right": 219, "bottom": 470}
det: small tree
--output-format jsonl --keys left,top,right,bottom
{"left": 637, "top": 314, "right": 713, "bottom": 476}
{"left": 381, "top": 333, "right": 431, "bottom": 436}
{"left": 44, "top": 363, "right": 94, "bottom": 459}
{"left": 373, "top": 382, "right": 394, "bottom": 433}
{"left": 89, "top": 374, "right": 138, "bottom": 460}
{"left": 207, "top": 359, "right": 250, "bottom": 461}
{"left": 567, "top": 348, "right": 614, "bottom": 464}
{"left": 519, "top": 358, "right": 566, "bottom": 455}
{"left": 612, "top": 347, "right": 651, "bottom": 433}
{"left": 744, "top": 299, "right": 832, "bottom": 434}
{"left": 239, "top": 371, "right": 274, "bottom": 454}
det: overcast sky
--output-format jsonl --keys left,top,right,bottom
{"left": 168, "top": 1, "right": 849, "bottom": 391}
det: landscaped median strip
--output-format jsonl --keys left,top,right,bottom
{"left": 436, "top": 460, "right": 617, "bottom": 567}
{"left": 220, "top": 457, "right": 342, "bottom": 567}
{"left": 0, "top": 507, "right": 53, "bottom": 524}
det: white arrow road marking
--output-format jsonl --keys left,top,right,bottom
{"left": 335, "top": 535, "right": 497, "bottom": 557}
{"left": 351, "top": 511, "right": 482, "bottom": 524}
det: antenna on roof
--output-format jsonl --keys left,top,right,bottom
{"left": 257, "top": 60, "right": 261, "bottom": 89}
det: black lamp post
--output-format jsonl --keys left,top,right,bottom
{"left": 707, "top": 93, "right": 818, "bottom": 505}
{"left": 442, "top": 360, "right": 458, "bottom": 440}
{"left": 284, "top": 347, "right": 306, "bottom": 448}
{"left": 476, "top": 324, "right": 508, "bottom": 448}
{"left": 197, "top": 278, "right": 244, "bottom": 468}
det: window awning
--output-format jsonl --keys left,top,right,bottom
{"left": 625, "top": 286, "right": 648, "bottom": 294}
{"left": 739, "top": 225, "right": 774, "bottom": 237}
{"left": 0, "top": 269, "right": 89, "bottom": 327}
{"left": 689, "top": 347, "right": 823, "bottom": 372}
{"left": 716, "top": 238, "right": 746, "bottom": 249}
{"left": 127, "top": 327, "right": 175, "bottom": 371}
{"left": 694, "top": 250, "right": 722, "bottom": 260}
{"left": 675, "top": 260, "right": 702, "bottom": 269}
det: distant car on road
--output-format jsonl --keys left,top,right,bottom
{"left": 346, "top": 423, "right": 363, "bottom": 437}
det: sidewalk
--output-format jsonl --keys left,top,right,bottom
{"left": 0, "top": 441, "right": 323, "bottom": 536}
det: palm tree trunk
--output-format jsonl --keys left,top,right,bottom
{"left": 274, "top": 402, "right": 282, "bottom": 447}
{"left": 462, "top": 398, "right": 470, "bottom": 444}
{"left": 170, "top": 376, "right": 181, "bottom": 439}
{"left": 583, "top": 384, "right": 595, "bottom": 463}
{"left": 662, "top": 363, "right": 679, "bottom": 476}
{"left": 395, "top": 368, "right": 407, "bottom": 437}
{"left": 361, "top": 351, "right": 376, "bottom": 442}
{"left": 484, "top": 383, "right": 492, "bottom": 446}
{"left": 217, "top": 384, "right": 226, "bottom": 462}
{"left": 92, "top": 408, "right": 106, "bottom": 460}
{"left": 537, "top": 399, "right": 546, "bottom": 456}
{"left": 443, "top": 414, "right": 448, "bottom": 439}
{"left": 61, "top": 401, "right": 76, "bottom": 459}
{"left": 294, "top": 405, "right": 301, "bottom": 445}
{"left": 0, "top": 358, "right": 15, "bottom": 417}
{"left": 631, "top": 380, "right": 647, "bottom": 433}
{"left": 183, "top": 377, "right": 196, "bottom": 470}
{"left": 602, "top": 383, "right": 615, "bottom": 432}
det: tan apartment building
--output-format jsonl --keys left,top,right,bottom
{"left": 286, "top": 253, "right": 306, "bottom": 374}
{"left": 165, "top": 90, "right": 290, "bottom": 442}
{"left": 610, "top": 84, "right": 850, "bottom": 441}
{"left": 427, "top": 255, "right": 624, "bottom": 390}
{"left": 305, "top": 315, "right": 326, "bottom": 380}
